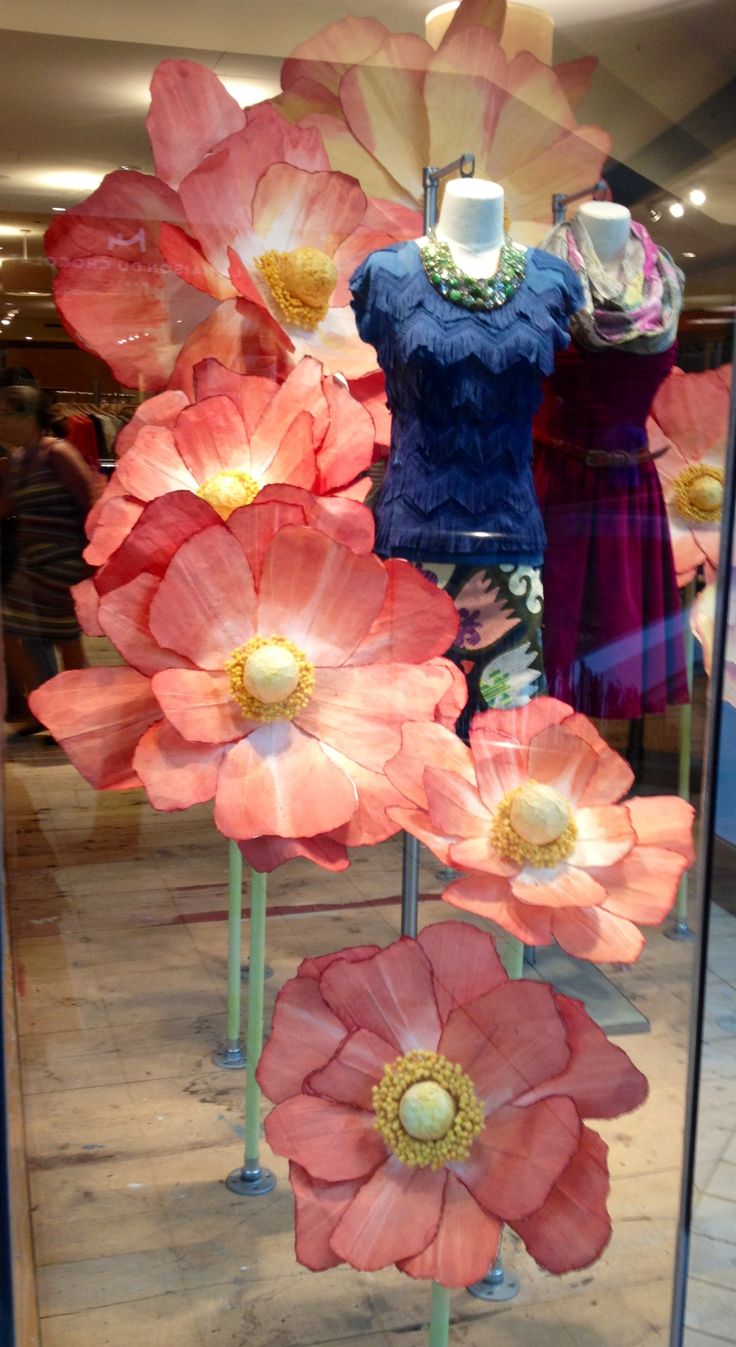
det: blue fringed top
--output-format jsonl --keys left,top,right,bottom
{"left": 350, "top": 242, "right": 584, "bottom": 565}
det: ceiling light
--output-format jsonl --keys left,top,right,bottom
{"left": 689, "top": 188, "right": 706, "bottom": 206}
{"left": 0, "top": 225, "right": 22, "bottom": 238}
{"left": 648, "top": 207, "right": 662, "bottom": 223}
{"left": 25, "top": 336, "right": 32, "bottom": 340}
{"left": 51, "top": 206, "right": 66, "bottom": 213}
{"left": 682, "top": 251, "right": 696, "bottom": 259}
{"left": 39, "top": 170, "right": 105, "bottom": 192}
{"left": 1, "top": 319, "right": 10, "bottom": 326}
{"left": 669, "top": 202, "right": 685, "bottom": 218}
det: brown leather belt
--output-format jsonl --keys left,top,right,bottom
{"left": 536, "top": 434, "right": 669, "bottom": 468}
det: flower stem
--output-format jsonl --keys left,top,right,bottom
{"left": 428, "top": 1282, "right": 450, "bottom": 1347}
{"left": 226, "top": 841, "right": 243, "bottom": 1044}
{"left": 503, "top": 935, "right": 524, "bottom": 980}
{"left": 244, "top": 867, "right": 268, "bottom": 1167}
{"left": 676, "top": 577, "right": 696, "bottom": 925}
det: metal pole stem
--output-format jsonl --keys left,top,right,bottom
{"left": 401, "top": 832, "right": 420, "bottom": 938}
{"left": 226, "top": 868, "right": 276, "bottom": 1196}
{"left": 212, "top": 840, "right": 246, "bottom": 1069}
{"left": 667, "top": 578, "right": 697, "bottom": 942}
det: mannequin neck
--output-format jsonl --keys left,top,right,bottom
{"left": 576, "top": 202, "right": 632, "bottom": 272}
{"left": 434, "top": 180, "right": 507, "bottom": 277}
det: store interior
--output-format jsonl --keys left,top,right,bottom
{"left": 1, "top": 1, "right": 735, "bottom": 1345}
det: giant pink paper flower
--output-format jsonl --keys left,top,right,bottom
{"left": 276, "top": 0, "right": 609, "bottom": 242}
{"left": 257, "top": 921, "right": 647, "bottom": 1285}
{"left": 84, "top": 356, "right": 375, "bottom": 568}
{"left": 30, "top": 490, "right": 460, "bottom": 849}
{"left": 386, "top": 698, "right": 695, "bottom": 962}
{"left": 690, "top": 576, "right": 736, "bottom": 707}
{"left": 45, "top": 63, "right": 421, "bottom": 397}
{"left": 648, "top": 364, "right": 731, "bottom": 586}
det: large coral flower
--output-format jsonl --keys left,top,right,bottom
{"left": 30, "top": 490, "right": 459, "bottom": 848}
{"left": 84, "top": 356, "right": 375, "bottom": 568}
{"left": 648, "top": 364, "right": 731, "bottom": 586}
{"left": 257, "top": 921, "right": 648, "bottom": 1286}
{"left": 276, "top": 0, "right": 609, "bottom": 242}
{"left": 45, "top": 63, "right": 420, "bottom": 397}
{"left": 386, "top": 698, "right": 694, "bottom": 962}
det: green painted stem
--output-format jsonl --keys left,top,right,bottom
{"left": 677, "top": 579, "right": 697, "bottom": 924}
{"left": 226, "top": 841, "right": 243, "bottom": 1043}
{"left": 503, "top": 935, "right": 524, "bottom": 981}
{"left": 244, "top": 867, "right": 268, "bottom": 1165}
{"left": 428, "top": 1282, "right": 450, "bottom": 1347}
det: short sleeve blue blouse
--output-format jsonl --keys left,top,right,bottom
{"left": 350, "top": 241, "right": 584, "bottom": 565}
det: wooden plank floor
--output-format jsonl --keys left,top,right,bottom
{"left": 3, "top": 670, "right": 733, "bottom": 1347}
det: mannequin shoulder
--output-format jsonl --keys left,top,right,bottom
{"left": 352, "top": 240, "right": 418, "bottom": 285}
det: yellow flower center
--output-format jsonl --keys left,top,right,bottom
{"left": 491, "top": 780, "right": 578, "bottom": 868}
{"left": 372, "top": 1049, "right": 484, "bottom": 1170}
{"left": 195, "top": 470, "right": 260, "bottom": 520}
{"left": 224, "top": 635, "right": 314, "bottom": 722}
{"left": 673, "top": 463, "right": 724, "bottom": 523}
{"left": 255, "top": 246, "right": 338, "bottom": 330}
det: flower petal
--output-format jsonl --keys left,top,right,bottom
{"left": 526, "top": 722, "right": 600, "bottom": 804}
{"left": 418, "top": 920, "right": 507, "bottom": 1025}
{"left": 133, "top": 720, "right": 225, "bottom": 810}
{"left": 439, "top": 981, "right": 570, "bottom": 1111}
{"left": 257, "top": 526, "right": 386, "bottom": 664}
{"left": 443, "top": 873, "right": 553, "bottom": 946}
{"left": 348, "top": 559, "right": 459, "bottom": 665}
{"left": 453, "top": 1097, "right": 580, "bottom": 1222}
{"left": 388, "top": 807, "right": 455, "bottom": 867}
{"left": 265, "top": 1094, "right": 386, "bottom": 1181}
{"left": 113, "top": 425, "right": 198, "bottom": 501}
{"left": 308, "top": 1027, "right": 396, "bottom": 1108}
{"left": 398, "top": 1172, "right": 502, "bottom": 1288}
{"left": 214, "top": 721, "right": 357, "bottom": 840}
{"left": 98, "top": 573, "right": 192, "bottom": 678}
{"left": 96, "top": 490, "right": 216, "bottom": 597}
{"left": 85, "top": 496, "right": 146, "bottom": 568}
{"left": 29, "top": 668, "right": 160, "bottom": 790}
{"left": 290, "top": 1163, "right": 362, "bottom": 1272}
{"left": 517, "top": 993, "right": 648, "bottom": 1118}
{"left": 569, "top": 805, "right": 636, "bottom": 868}
{"left": 512, "top": 1126, "right": 612, "bottom": 1273}
{"left": 252, "top": 163, "right": 367, "bottom": 257}
{"left": 257, "top": 976, "right": 348, "bottom": 1103}
{"left": 340, "top": 36, "right": 431, "bottom": 199}
{"left": 149, "top": 523, "right": 257, "bottom": 669}
{"left": 448, "top": 835, "right": 519, "bottom": 877}
{"left": 385, "top": 721, "right": 475, "bottom": 808}
{"left": 321, "top": 748, "right": 406, "bottom": 847}
{"left": 147, "top": 59, "right": 245, "bottom": 189}
{"left": 331, "top": 1157, "right": 445, "bottom": 1270}
{"left": 151, "top": 668, "right": 255, "bottom": 743}
{"left": 319, "top": 939, "right": 441, "bottom": 1053}
{"left": 297, "top": 662, "right": 455, "bottom": 771}
{"left": 72, "top": 577, "right": 103, "bottom": 636}
{"left": 597, "top": 845, "right": 687, "bottom": 926}
{"left": 511, "top": 863, "right": 606, "bottom": 909}
{"left": 551, "top": 905, "right": 645, "bottom": 963}
{"left": 172, "top": 395, "right": 251, "bottom": 481}
{"left": 566, "top": 714, "right": 634, "bottom": 805}
{"left": 626, "top": 796, "right": 695, "bottom": 862}
{"left": 316, "top": 374, "right": 375, "bottom": 494}
{"left": 424, "top": 766, "right": 492, "bottom": 839}
{"left": 239, "top": 833, "right": 349, "bottom": 874}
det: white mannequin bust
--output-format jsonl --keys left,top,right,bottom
{"left": 427, "top": 178, "right": 518, "bottom": 278}
{"left": 575, "top": 201, "right": 631, "bottom": 277}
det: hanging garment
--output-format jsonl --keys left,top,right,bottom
{"left": 350, "top": 242, "right": 584, "bottom": 566}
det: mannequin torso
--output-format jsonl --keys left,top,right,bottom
{"left": 421, "top": 178, "right": 524, "bottom": 278}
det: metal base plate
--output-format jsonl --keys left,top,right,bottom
{"left": 226, "top": 1166, "right": 277, "bottom": 1197}
{"left": 212, "top": 1045, "right": 246, "bottom": 1070}
{"left": 241, "top": 963, "right": 273, "bottom": 981}
{"left": 665, "top": 921, "right": 696, "bottom": 942}
{"left": 467, "top": 1270, "right": 520, "bottom": 1302}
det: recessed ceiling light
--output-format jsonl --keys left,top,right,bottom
{"left": 51, "top": 206, "right": 66, "bottom": 213}
{"left": 669, "top": 202, "right": 685, "bottom": 218}
{"left": 1, "top": 319, "right": 10, "bottom": 326}
{"left": 39, "top": 170, "right": 105, "bottom": 192}
{"left": 0, "top": 225, "right": 22, "bottom": 237}
{"left": 25, "top": 335, "right": 32, "bottom": 340}
{"left": 689, "top": 189, "right": 706, "bottom": 206}
{"left": 682, "top": 251, "right": 696, "bottom": 259}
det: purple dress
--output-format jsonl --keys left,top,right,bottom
{"left": 534, "top": 343, "right": 689, "bottom": 719}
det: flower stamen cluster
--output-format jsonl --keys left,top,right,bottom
{"left": 196, "top": 469, "right": 260, "bottom": 520}
{"left": 225, "top": 634, "right": 315, "bottom": 722}
{"left": 673, "top": 463, "right": 724, "bottom": 523}
{"left": 255, "top": 246, "right": 337, "bottom": 330}
{"left": 491, "top": 780, "right": 577, "bottom": 868}
{"left": 372, "top": 1048, "right": 484, "bottom": 1170}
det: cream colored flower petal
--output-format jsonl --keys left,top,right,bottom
{"left": 426, "top": 29, "right": 508, "bottom": 177}
{"left": 340, "top": 35, "right": 432, "bottom": 201}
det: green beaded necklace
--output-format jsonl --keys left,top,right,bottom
{"left": 419, "top": 230, "right": 526, "bottom": 311}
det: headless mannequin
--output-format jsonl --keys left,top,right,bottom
{"left": 424, "top": 178, "right": 524, "bottom": 277}
{"left": 575, "top": 201, "right": 631, "bottom": 275}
